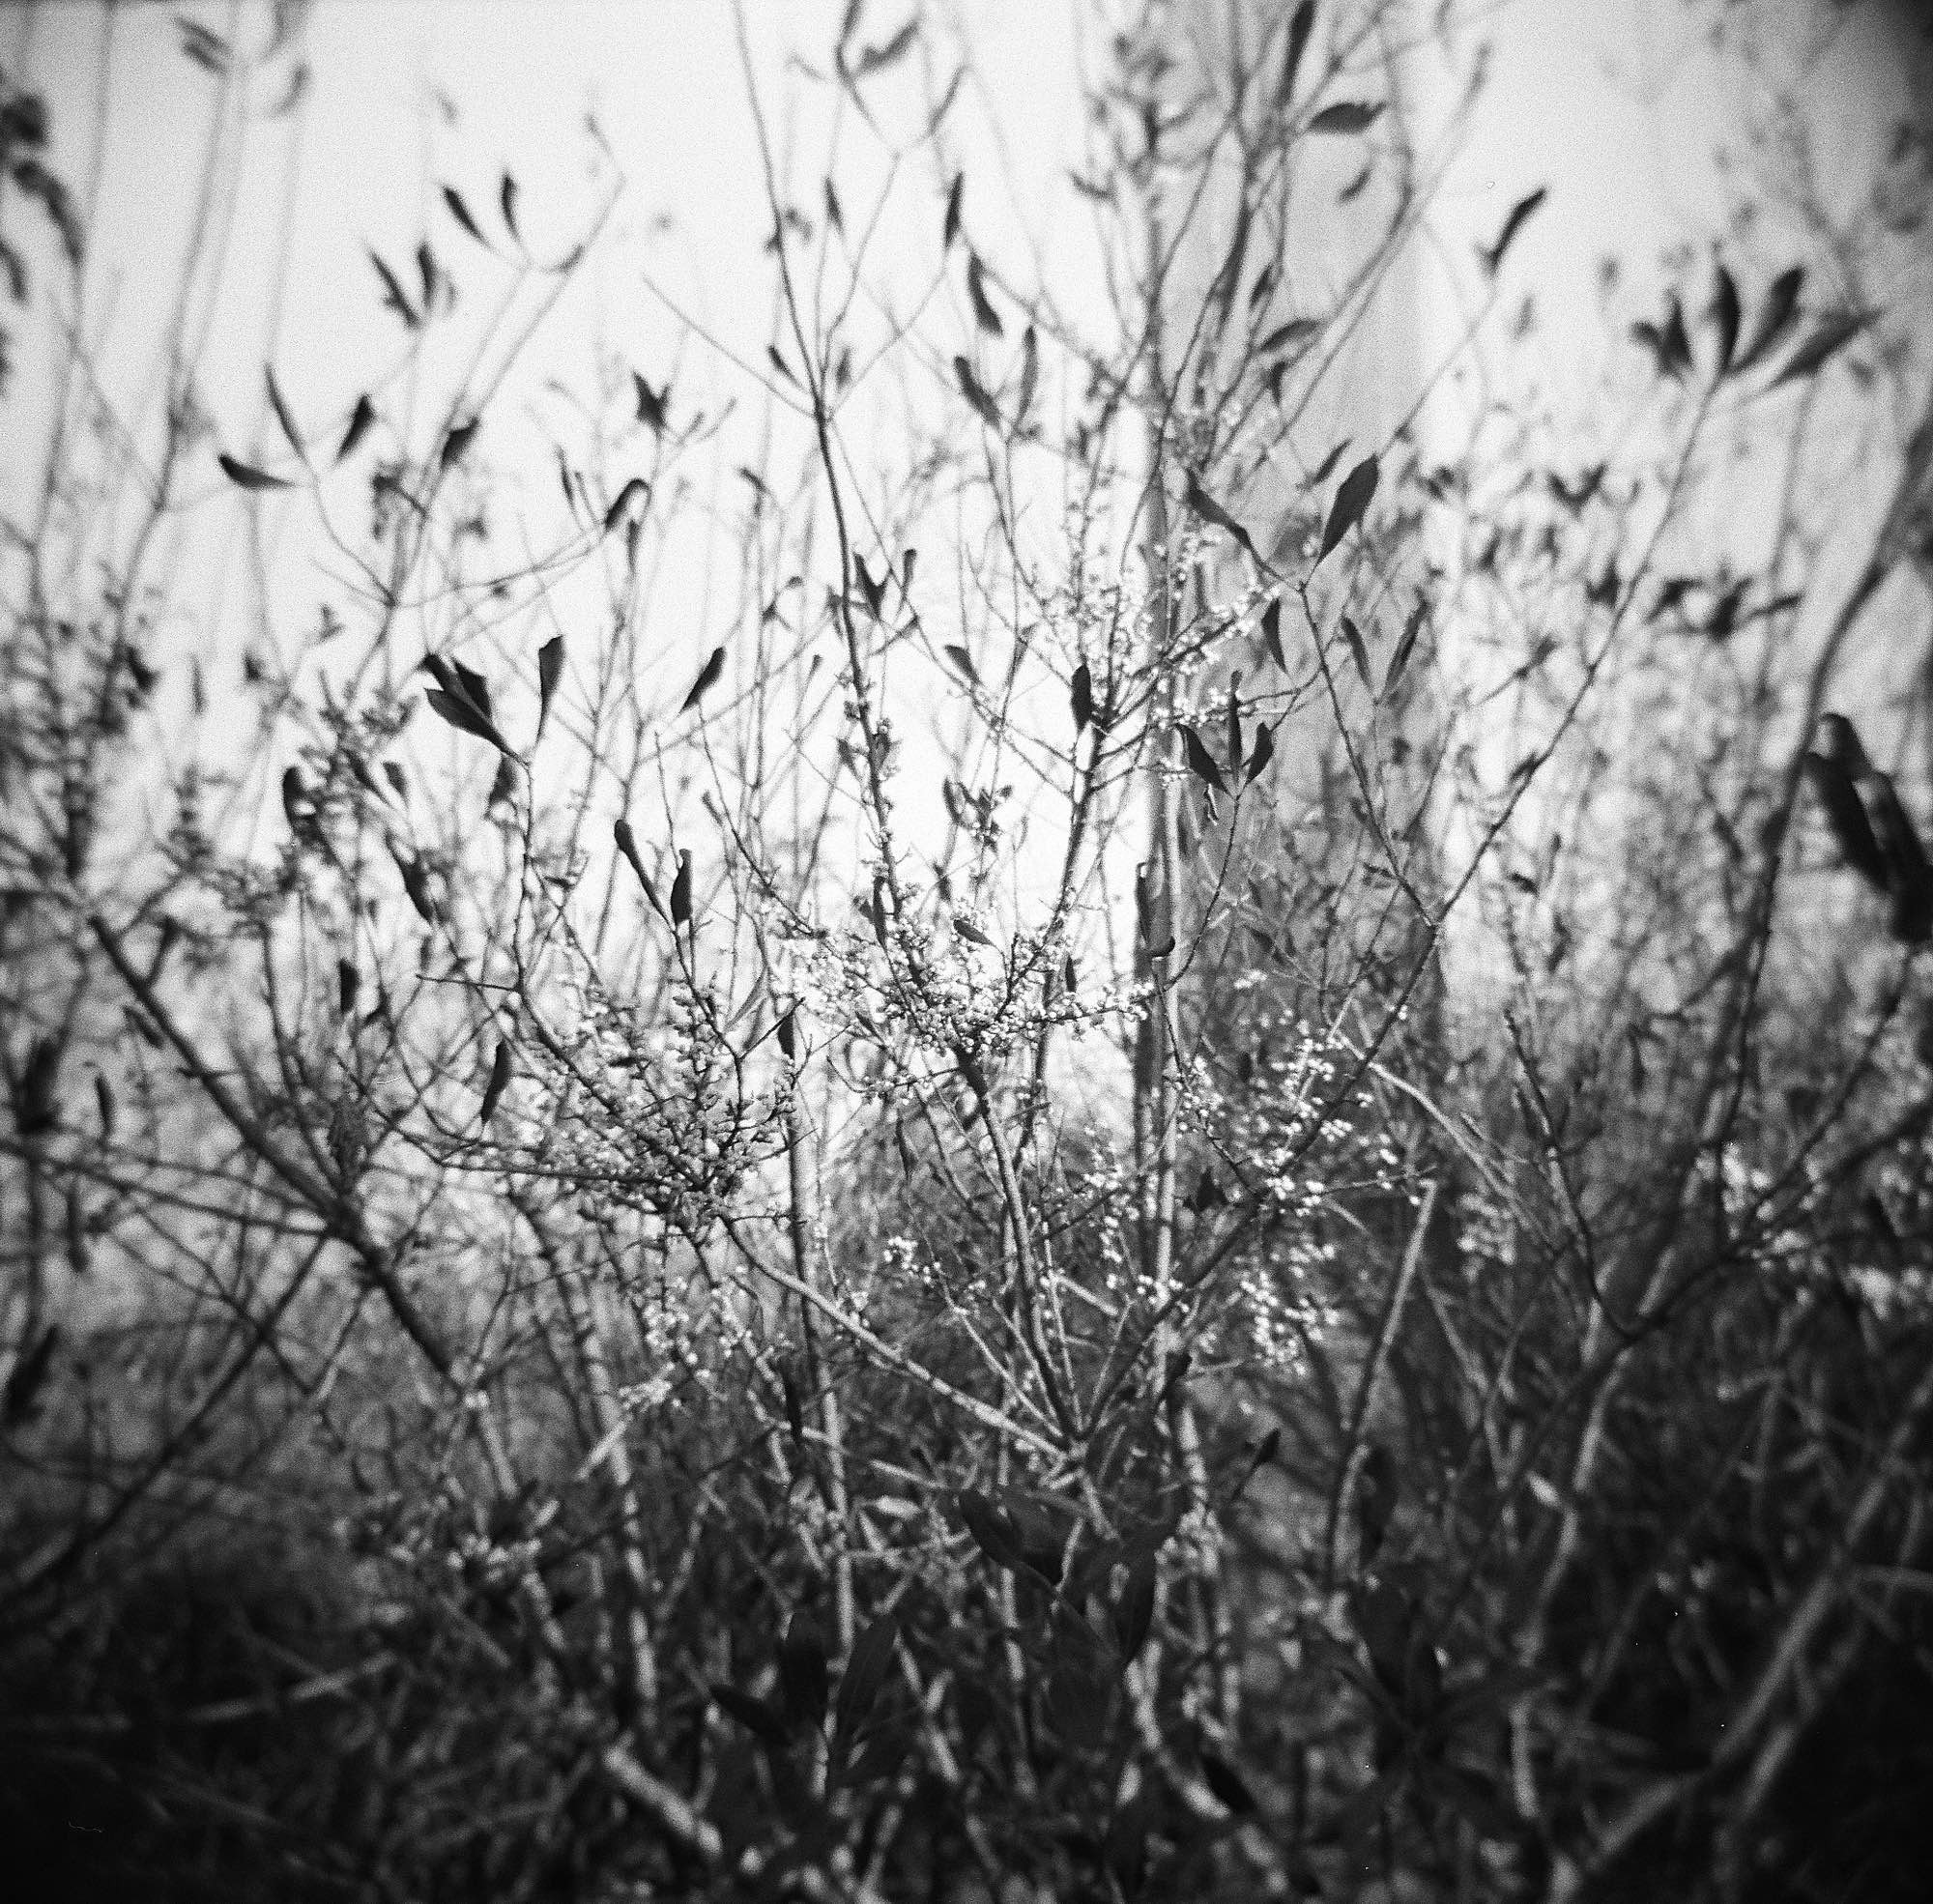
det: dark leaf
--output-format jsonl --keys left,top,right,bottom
{"left": 337, "top": 959, "right": 361, "bottom": 1017}
{"left": 218, "top": 451, "right": 293, "bottom": 492}
{"left": 1226, "top": 678, "right": 1243, "bottom": 767}
{"left": 1277, "top": 0, "right": 1315, "bottom": 106}
{"left": 779, "top": 1612, "right": 830, "bottom": 1731}
{"left": 966, "top": 252, "right": 1003, "bottom": 335}
{"left": 943, "top": 172, "right": 964, "bottom": 251}
{"left": 1773, "top": 309, "right": 1870, "bottom": 388}
{"left": 1308, "top": 100, "right": 1382, "bottom": 133}
{"left": 953, "top": 913, "right": 996, "bottom": 950}
{"left": 280, "top": 764, "right": 308, "bottom": 837}
{"left": 94, "top": 1070, "right": 116, "bottom": 1140}
{"left": 1190, "top": 1165, "right": 1226, "bottom": 1212}
{"left": 834, "top": 1614, "right": 899, "bottom": 1741}
{"left": 486, "top": 756, "right": 518, "bottom": 810}
{"left": 1708, "top": 261, "right": 1741, "bottom": 377}
{"left": 1317, "top": 454, "right": 1379, "bottom": 565}
{"left": 954, "top": 356, "right": 1000, "bottom": 429}
{"left": 1015, "top": 323, "right": 1038, "bottom": 426}
{"left": 710, "top": 1683, "right": 790, "bottom": 1748}
{"left": 1046, "top": 1656, "right": 1112, "bottom": 1748}
{"left": 1803, "top": 749, "right": 1888, "bottom": 891}
{"left": 614, "top": 817, "right": 664, "bottom": 919}
{"left": 1384, "top": 597, "right": 1428, "bottom": 696}
{"left": 1354, "top": 1444, "right": 1398, "bottom": 1565}
{"left": 1480, "top": 187, "right": 1546, "bottom": 277}
{"left": 943, "top": 644, "right": 980, "bottom": 685}
{"left": 669, "top": 850, "right": 693, "bottom": 930}
{"left": 479, "top": 1041, "right": 511, "bottom": 1130}
{"left": 1660, "top": 294, "right": 1693, "bottom": 377}
{"left": 1183, "top": 469, "right": 1257, "bottom": 561}
{"left": 1199, "top": 1749, "right": 1256, "bottom": 1815}
{"left": 1341, "top": 615, "right": 1372, "bottom": 691}
{"left": 1247, "top": 720, "right": 1276, "bottom": 784}
{"left": 1260, "top": 598, "right": 1286, "bottom": 671}
{"left": 1181, "top": 724, "right": 1226, "bottom": 793}
{"left": 442, "top": 184, "right": 486, "bottom": 245}
{"left": 1865, "top": 772, "right": 1933, "bottom": 943}
{"left": 681, "top": 646, "right": 725, "bottom": 715}
{"left": 336, "top": 394, "right": 375, "bottom": 463}
{"left": 852, "top": 15, "right": 918, "bottom": 77}
{"left": 603, "top": 476, "right": 649, "bottom": 534}
{"left": 823, "top": 177, "right": 843, "bottom": 234}
{"left": 1256, "top": 316, "right": 1319, "bottom": 356}
{"left": 424, "top": 689, "right": 510, "bottom": 754}
{"left": 265, "top": 367, "right": 305, "bottom": 461}
{"left": 368, "top": 248, "right": 419, "bottom": 329}
{"left": 1072, "top": 659, "right": 1094, "bottom": 735}
{"left": 1112, "top": 1555, "right": 1157, "bottom": 1665}
{"left": 766, "top": 343, "right": 797, "bottom": 386}
{"left": 842, "top": 1724, "right": 910, "bottom": 1787}
{"left": 440, "top": 417, "right": 478, "bottom": 471}
{"left": 1309, "top": 438, "right": 1349, "bottom": 485}
{"left": 1136, "top": 864, "right": 1173, "bottom": 959}
{"left": 1733, "top": 265, "right": 1803, "bottom": 374}
{"left": 16, "top": 1035, "right": 61, "bottom": 1138}
{"left": 500, "top": 170, "right": 520, "bottom": 242}
{"left": 536, "top": 636, "right": 563, "bottom": 739}
{"left": 852, "top": 555, "right": 885, "bottom": 618}
{"left": 958, "top": 1488, "right": 1026, "bottom": 1572}
{"left": 633, "top": 373, "right": 669, "bottom": 434}
{"left": 3, "top": 1325, "right": 57, "bottom": 1427}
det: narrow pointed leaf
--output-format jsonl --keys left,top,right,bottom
{"left": 669, "top": 850, "right": 693, "bottom": 930}
{"left": 218, "top": 451, "right": 293, "bottom": 491}
{"left": 1341, "top": 615, "right": 1372, "bottom": 691}
{"left": 614, "top": 817, "right": 665, "bottom": 919}
{"left": 834, "top": 1614, "right": 899, "bottom": 1741}
{"left": 1316, "top": 454, "right": 1379, "bottom": 565}
{"left": 1309, "top": 100, "right": 1382, "bottom": 133}
{"left": 500, "top": 170, "right": 520, "bottom": 242}
{"left": 1183, "top": 470, "right": 1256, "bottom": 560}
{"left": 779, "top": 1612, "right": 830, "bottom": 1731}
{"left": 1112, "top": 1556, "right": 1157, "bottom": 1666}
{"left": 710, "top": 1684, "right": 789, "bottom": 1747}
{"left": 442, "top": 184, "right": 486, "bottom": 245}
{"left": 1383, "top": 597, "right": 1428, "bottom": 696}
{"left": 958, "top": 1488, "right": 1026, "bottom": 1572}
{"left": 944, "top": 644, "right": 980, "bottom": 685}
{"left": 265, "top": 367, "right": 305, "bottom": 462}
{"left": 681, "top": 646, "right": 725, "bottom": 714}
{"left": 1803, "top": 750, "right": 1888, "bottom": 891}
{"left": 1733, "top": 265, "right": 1803, "bottom": 374}
{"left": 954, "top": 356, "right": 1000, "bottom": 429}
{"left": 1708, "top": 261, "right": 1741, "bottom": 376}
{"left": 535, "top": 636, "right": 563, "bottom": 740}
{"left": 966, "top": 252, "right": 1003, "bottom": 335}
{"left": 1261, "top": 598, "right": 1286, "bottom": 671}
{"left": 336, "top": 394, "right": 375, "bottom": 463}
{"left": 368, "top": 248, "right": 419, "bottom": 328}
{"left": 1277, "top": 0, "right": 1315, "bottom": 106}
{"left": 1072, "top": 659, "right": 1093, "bottom": 735}
{"left": 424, "top": 689, "right": 510, "bottom": 754}
{"left": 1773, "top": 310, "right": 1869, "bottom": 388}
{"left": 943, "top": 172, "right": 964, "bottom": 251}
{"left": 1247, "top": 719, "right": 1276, "bottom": 783}
{"left": 603, "top": 476, "right": 649, "bottom": 534}
{"left": 1181, "top": 724, "right": 1226, "bottom": 793}
{"left": 479, "top": 1041, "right": 511, "bottom": 1130}
{"left": 1015, "top": 323, "right": 1038, "bottom": 426}
{"left": 1480, "top": 187, "right": 1545, "bottom": 277}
